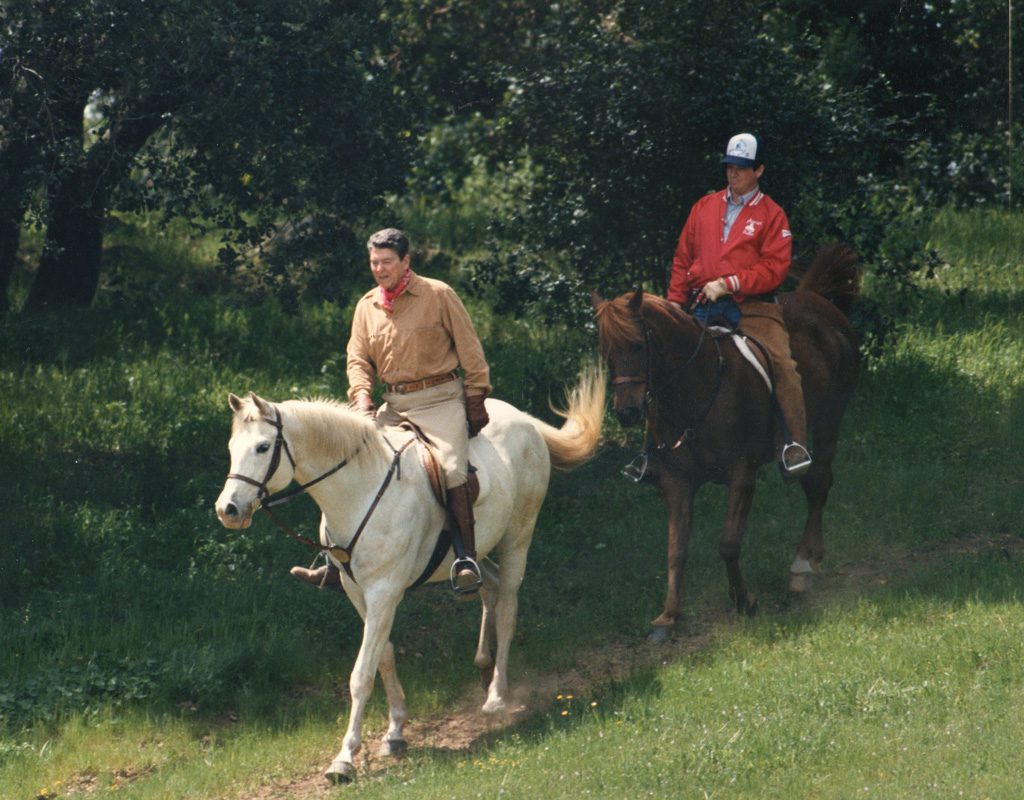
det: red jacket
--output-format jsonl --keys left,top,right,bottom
{"left": 667, "top": 188, "right": 792, "bottom": 304}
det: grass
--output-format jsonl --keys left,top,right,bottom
{"left": 0, "top": 207, "right": 1022, "bottom": 798}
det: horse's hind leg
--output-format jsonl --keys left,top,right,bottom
{"left": 475, "top": 558, "right": 500, "bottom": 688}
{"left": 481, "top": 516, "right": 536, "bottom": 714}
{"left": 722, "top": 460, "right": 758, "bottom": 616}
{"left": 790, "top": 424, "right": 840, "bottom": 593}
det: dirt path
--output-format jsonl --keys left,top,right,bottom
{"left": 95, "top": 533, "right": 1024, "bottom": 799}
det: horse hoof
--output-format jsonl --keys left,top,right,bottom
{"left": 379, "top": 739, "right": 408, "bottom": 758}
{"left": 325, "top": 759, "right": 355, "bottom": 784}
{"left": 482, "top": 697, "right": 507, "bottom": 714}
{"left": 647, "top": 624, "right": 673, "bottom": 644}
{"left": 789, "top": 572, "right": 813, "bottom": 593}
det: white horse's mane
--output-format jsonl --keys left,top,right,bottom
{"left": 286, "top": 397, "right": 390, "bottom": 464}
{"left": 236, "top": 396, "right": 388, "bottom": 465}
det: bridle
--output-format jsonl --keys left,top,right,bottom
{"left": 615, "top": 312, "right": 724, "bottom": 480}
{"left": 226, "top": 405, "right": 298, "bottom": 502}
{"left": 224, "top": 403, "right": 391, "bottom": 565}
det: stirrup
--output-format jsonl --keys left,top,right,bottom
{"left": 450, "top": 557, "right": 482, "bottom": 595}
{"left": 622, "top": 451, "right": 649, "bottom": 482}
{"left": 781, "top": 442, "right": 812, "bottom": 477}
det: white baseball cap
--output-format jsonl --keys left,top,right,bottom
{"left": 721, "top": 133, "right": 763, "bottom": 168}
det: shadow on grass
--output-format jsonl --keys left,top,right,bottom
{"left": 1, "top": 284, "right": 1021, "bottom": 773}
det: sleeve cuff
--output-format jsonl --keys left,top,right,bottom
{"left": 726, "top": 275, "right": 741, "bottom": 293}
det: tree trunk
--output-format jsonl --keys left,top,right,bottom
{"left": 0, "top": 134, "right": 34, "bottom": 312}
{"left": 23, "top": 103, "right": 165, "bottom": 311}
{"left": 0, "top": 202, "right": 25, "bottom": 314}
{"left": 23, "top": 168, "right": 107, "bottom": 310}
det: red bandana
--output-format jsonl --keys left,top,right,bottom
{"left": 380, "top": 269, "right": 412, "bottom": 313}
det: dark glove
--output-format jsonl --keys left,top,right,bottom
{"left": 465, "top": 394, "right": 489, "bottom": 437}
{"left": 353, "top": 393, "right": 376, "bottom": 419}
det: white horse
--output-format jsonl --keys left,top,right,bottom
{"left": 214, "top": 366, "right": 604, "bottom": 783}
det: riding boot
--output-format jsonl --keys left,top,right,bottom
{"left": 741, "top": 302, "right": 812, "bottom": 479}
{"left": 289, "top": 563, "right": 345, "bottom": 595}
{"left": 774, "top": 362, "right": 812, "bottom": 478}
{"left": 446, "top": 482, "right": 482, "bottom": 596}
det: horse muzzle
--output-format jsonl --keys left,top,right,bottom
{"left": 615, "top": 405, "right": 644, "bottom": 428}
{"left": 215, "top": 490, "right": 256, "bottom": 529}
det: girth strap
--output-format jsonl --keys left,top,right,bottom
{"left": 407, "top": 529, "right": 454, "bottom": 591}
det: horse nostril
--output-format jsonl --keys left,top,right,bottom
{"left": 225, "top": 503, "right": 239, "bottom": 518}
{"left": 616, "top": 407, "right": 642, "bottom": 427}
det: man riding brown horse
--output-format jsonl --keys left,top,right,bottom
{"left": 667, "top": 132, "right": 811, "bottom": 478}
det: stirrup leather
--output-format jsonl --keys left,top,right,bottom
{"left": 450, "top": 556, "right": 483, "bottom": 594}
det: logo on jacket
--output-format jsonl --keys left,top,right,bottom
{"left": 742, "top": 219, "right": 762, "bottom": 236}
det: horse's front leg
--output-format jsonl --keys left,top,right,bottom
{"left": 722, "top": 459, "right": 758, "bottom": 616}
{"left": 326, "top": 587, "right": 402, "bottom": 784}
{"left": 375, "top": 640, "right": 408, "bottom": 758}
{"left": 650, "top": 472, "right": 695, "bottom": 643}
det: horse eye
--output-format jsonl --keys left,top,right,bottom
{"left": 256, "top": 442, "right": 271, "bottom": 454}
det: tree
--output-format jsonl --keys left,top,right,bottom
{"left": 432, "top": 0, "right": 894, "bottom": 318}
{"left": 0, "top": 0, "right": 406, "bottom": 311}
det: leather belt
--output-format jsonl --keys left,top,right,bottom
{"left": 386, "top": 371, "right": 458, "bottom": 395}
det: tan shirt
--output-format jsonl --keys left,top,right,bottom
{"left": 346, "top": 271, "right": 492, "bottom": 401}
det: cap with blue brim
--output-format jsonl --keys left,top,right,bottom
{"left": 721, "top": 133, "right": 762, "bottom": 168}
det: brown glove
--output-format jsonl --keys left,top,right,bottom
{"left": 353, "top": 393, "right": 376, "bottom": 419}
{"left": 465, "top": 394, "right": 489, "bottom": 437}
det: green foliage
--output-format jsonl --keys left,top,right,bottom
{"left": 0, "top": 0, "right": 407, "bottom": 308}
{"left": 774, "top": 0, "right": 1020, "bottom": 208}
{"left": 396, "top": 0, "right": 932, "bottom": 325}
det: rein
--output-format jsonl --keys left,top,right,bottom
{"left": 619, "top": 313, "right": 724, "bottom": 480}
{"left": 226, "top": 406, "right": 414, "bottom": 567}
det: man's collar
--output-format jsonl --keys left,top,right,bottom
{"left": 726, "top": 186, "right": 760, "bottom": 205}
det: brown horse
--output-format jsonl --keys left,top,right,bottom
{"left": 593, "top": 244, "right": 860, "bottom": 642}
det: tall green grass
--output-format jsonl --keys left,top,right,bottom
{"left": 0, "top": 209, "right": 1021, "bottom": 798}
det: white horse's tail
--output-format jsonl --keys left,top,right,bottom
{"left": 530, "top": 362, "right": 606, "bottom": 471}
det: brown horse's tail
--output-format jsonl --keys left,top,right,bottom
{"left": 796, "top": 243, "right": 861, "bottom": 317}
{"left": 529, "top": 362, "right": 606, "bottom": 471}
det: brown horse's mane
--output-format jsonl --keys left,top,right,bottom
{"left": 595, "top": 291, "right": 690, "bottom": 356}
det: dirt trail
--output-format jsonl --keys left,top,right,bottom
{"left": 246, "top": 532, "right": 1022, "bottom": 799}
{"left": 68, "top": 533, "right": 1023, "bottom": 799}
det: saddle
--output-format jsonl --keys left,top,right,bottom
{"left": 397, "top": 422, "right": 480, "bottom": 507}
{"left": 708, "top": 326, "right": 774, "bottom": 391}
{"left": 394, "top": 421, "right": 480, "bottom": 592}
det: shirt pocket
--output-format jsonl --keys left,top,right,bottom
{"left": 401, "top": 322, "right": 451, "bottom": 371}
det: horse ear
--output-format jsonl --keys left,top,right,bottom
{"left": 228, "top": 393, "right": 244, "bottom": 413}
{"left": 589, "top": 290, "right": 606, "bottom": 310}
{"left": 627, "top": 286, "right": 644, "bottom": 312}
{"left": 249, "top": 392, "right": 272, "bottom": 418}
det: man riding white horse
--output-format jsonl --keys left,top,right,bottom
{"left": 292, "top": 227, "right": 490, "bottom": 596}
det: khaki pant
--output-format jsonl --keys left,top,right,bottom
{"left": 377, "top": 377, "right": 469, "bottom": 486}
{"left": 739, "top": 300, "right": 807, "bottom": 446}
